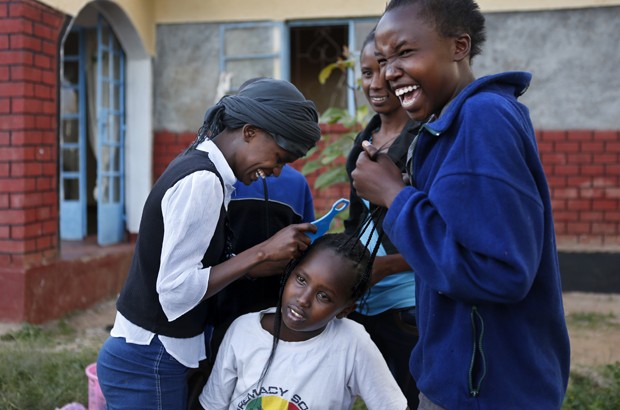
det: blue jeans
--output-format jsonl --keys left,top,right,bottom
{"left": 97, "top": 335, "right": 188, "bottom": 410}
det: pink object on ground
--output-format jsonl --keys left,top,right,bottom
{"left": 85, "top": 363, "right": 106, "bottom": 410}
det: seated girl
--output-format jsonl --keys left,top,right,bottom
{"left": 198, "top": 233, "right": 409, "bottom": 410}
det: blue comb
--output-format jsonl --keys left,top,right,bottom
{"left": 306, "top": 198, "right": 350, "bottom": 243}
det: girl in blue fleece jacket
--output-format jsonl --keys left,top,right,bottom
{"left": 351, "top": 0, "right": 571, "bottom": 409}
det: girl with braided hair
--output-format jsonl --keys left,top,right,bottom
{"left": 199, "top": 233, "right": 409, "bottom": 410}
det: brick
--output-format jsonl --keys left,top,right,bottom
{"left": 34, "top": 115, "right": 54, "bottom": 130}
{"left": 35, "top": 176, "right": 52, "bottom": 190}
{"left": 9, "top": 3, "right": 43, "bottom": 22}
{"left": 0, "top": 97, "right": 9, "bottom": 114}
{"left": 0, "top": 113, "right": 36, "bottom": 130}
{"left": 580, "top": 165, "right": 605, "bottom": 177}
{"left": 0, "top": 66, "right": 8, "bottom": 81}
{"left": 553, "top": 221, "right": 567, "bottom": 235}
{"left": 0, "top": 208, "right": 37, "bottom": 224}
{"left": 0, "top": 192, "right": 8, "bottom": 207}
{"left": 551, "top": 210, "right": 573, "bottom": 221}
{"left": 36, "top": 205, "right": 51, "bottom": 220}
{"left": 566, "top": 175, "right": 591, "bottom": 188}
{"left": 607, "top": 164, "right": 620, "bottom": 175}
{"left": 579, "top": 187, "right": 606, "bottom": 199}
{"left": 580, "top": 141, "right": 605, "bottom": 153}
{"left": 33, "top": 22, "right": 53, "bottom": 39}
{"left": 11, "top": 222, "right": 43, "bottom": 239}
{"left": 554, "top": 187, "right": 578, "bottom": 199}
{"left": 546, "top": 175, "right": 567, "bottom": 189}
{"left": 10, "top": 161, "right": 42, "bottom": 177}
{"left": 579, "top": 211, "right": 604, "bottom": 222}
{"left": 594, "top": 153, "right": 618, "bottom": 165}
{"left": 566, "top": 130, "right": 593, "bottom": 141}
{"left": 9, "top": 33, "right": 42, "bottom": 52}
{"left": 11, "top": 97, "right": 43, "bottom": 113}
{"left": 10, "top": 130, "right": 41, "bottom": 145}
{"left": 555, "top": 141, "right": 580, "bottom": 153}
{"left": 0, "top": 176, "right": 36, "bottom": 192}
{"left": 0, "top": 146, "right": 36, "bottom": 161}
{"left": 593, "top": 130, "right": 619, "bottom": 141}
{"left": 41, "top": 219, "right": 56, "bottom": 234}
{"left": 40, "top": 191, "right": 56, "bottom": 205}
{"left": 567, "top": 153, "right": 591, "bottom": 164}
{"left": 541, "top": 152, "right": 566, "bottom": 165}
{"left": 0, "top": 49, "right": 32, "bottom": 65}
{"left": 10, "top": 65, "right": 44, "bottom": 82}
{"left": 591, "top": 199, "right": 619, "bottom": 211}
{"left": 554, "top": 164, "right": 580, "bottom": 176}
{"left": 36, "top": 234, "right": 53, "bottom": 250}
{"left": 33, "top": 53, "right": 51, "bottom": 69}
{"left": 591, "top": 222, "right": 617, "bottom": 235}
{"left": 0, "top": 18, "right": 33, "bottom": 35}
{"left": 33, "top": 83, "right": 53, "bottom": 100}
{"left": 606, "top": 211, "right": 620, "bottom": 222}
{"left": 10, "top": 192, "right": 43, "bottom": 208}
{"left": 0, "top": 33, "right": 8, "bottom": 48}
{"left": 0, "top": 82, "right": 34, "bottom": 98}
{"left": 0, "top": 4, "right": 7, "bottom": 18}
{"left": 0, "top": 163, "right": 8, "bottom": 177}
{"left": 566, "top": 199, "right": 592, "bottom": 211}
{"left": 606, "top": 142, "right": 620, "bottom": 153}
{"left": 539, "top": 130, "right": 566, "bottom": 142}
{"left": 566, "top": 222, "right": 591, "bottom": 234}
{"left": 606, "top": 188, "right": 620, "bottom": 198}
{"left": 0, "top": 225, "right": 9, "bottom": 238}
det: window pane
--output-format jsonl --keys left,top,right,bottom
{"left": 113, "top": 176, "right": 121, "bottom": 202}
{"left": 62, "top": 119, "right": 79, "bottom": 143}
{"left": 225, "top": 26, "right": 276, "bottom": 55}
{"left": 225, "top": 59, "right": 277, "bottom": 90}
{"left": 63, "top": 178, "right": 79, "bottom": 200}
{"left": 62, "top": 147, "right": 80, "bottom": 172}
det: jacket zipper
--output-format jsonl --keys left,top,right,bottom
{"left": 468, "top": 305, "right": 487, "bottom": 397}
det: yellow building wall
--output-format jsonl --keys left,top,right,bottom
{"left": 37, "top": 0, "right": 620, "bottom": 56}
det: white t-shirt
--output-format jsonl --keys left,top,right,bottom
{"left": 200, "top": 308, "right": 407, "bottom": 410}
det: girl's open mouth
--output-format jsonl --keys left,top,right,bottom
{"left": 395, "top": 85, "right": 420, "bottom": 108}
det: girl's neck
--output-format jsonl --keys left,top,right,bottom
{"left": 372, "top": 108, "right": 411, "bottom": 148}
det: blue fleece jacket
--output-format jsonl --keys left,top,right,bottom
{"left": 383, "top": 72, "right": 570, "bottom": 409}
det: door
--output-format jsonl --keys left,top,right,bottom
{"left": 96, "top": 16, "right": 126, "bottom": 245}
{"left": 60, "top": 28, "right": 87, "bottom": 240}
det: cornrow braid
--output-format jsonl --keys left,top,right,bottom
{"left": 256, "top": 232, "right": 381, "bottom": 388}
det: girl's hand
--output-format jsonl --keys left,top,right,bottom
{"left": 257, "top": 223, "right": 316, "bottom": 262}
{"left": 352, "top": 141, "right": 405, "bottom": 208}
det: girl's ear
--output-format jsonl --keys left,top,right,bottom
{"left": 336, "top": 303, "right": 357, "bottom": 319}
{"left": 242, "top": 124, "right": 258, "bottom": 143}
{"left": 453, "top": 33, "right": 471, "bottom": 62}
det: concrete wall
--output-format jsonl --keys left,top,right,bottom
{"left": 154, "top": 7, "right": 620, "bottom": 132}
{"left": 474, "top": 7, "right": 620, "bottom": 130}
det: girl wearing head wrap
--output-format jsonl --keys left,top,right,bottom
{"left": 97, "top": 78, "right": 321, "bottom": 409}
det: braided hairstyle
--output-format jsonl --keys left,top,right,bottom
{"left": 256, "top": 232, "right": 378, "bottom": 388}
{"left": 384, "top": 0, "right": 487, "bottom": 62}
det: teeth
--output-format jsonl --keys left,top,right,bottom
{"left": 395, "top": 85, "right": 419, "bottom": 97}
{"left": 256, "top": 169, "right": 266, "bottom": 179}
{"left": 371, "top": 96, "right": 387, "bottom": 102}
{"left": 290, "top": 307, "right": 303, "bottom": 319}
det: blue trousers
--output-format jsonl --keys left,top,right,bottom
{"left": 97, "top": 335, "right": 188, "bottom": 410}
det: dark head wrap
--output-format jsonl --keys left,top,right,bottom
{"left": 191, "top": 78, "right": 321, "bottom": 158}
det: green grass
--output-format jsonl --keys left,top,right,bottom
{"left": 566, "top": 311, "right": 618, "bottom": 329}
{"left": 1, "top": 318, "right": 620, "bottom": 409}
{"left": 563, "top": 362, "right": 620, "bottom": 410}
{"left": 0, "top": 323, "right": 98, "bottom": 409}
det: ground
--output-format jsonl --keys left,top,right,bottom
{"left": 1, "top": 291, "right": 620, "bottom": 369}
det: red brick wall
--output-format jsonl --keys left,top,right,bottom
{"left": 154, "top": 128, "right": 620, "bottom": 250}
{"left": 0, "top": 0, "right": 66, "bottom": 269}
{"left": 539, "top": 130, "right": 620, "bottom": 250}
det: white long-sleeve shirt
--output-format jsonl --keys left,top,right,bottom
{"left": 110, "top": 139, "right": 236, "bottom": 367}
